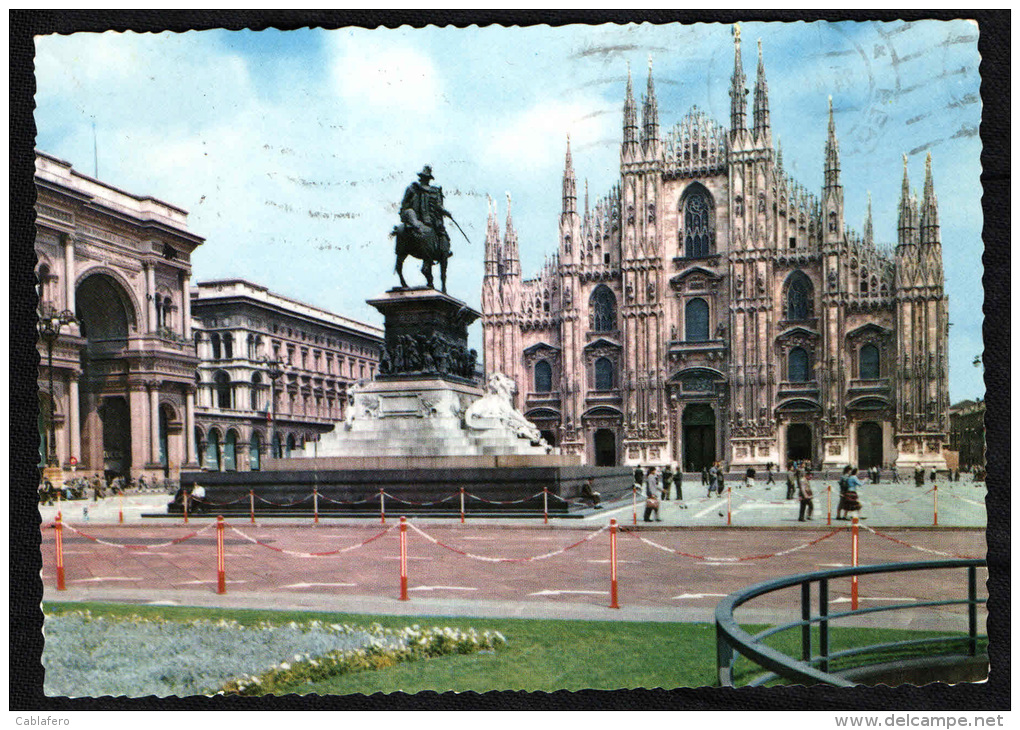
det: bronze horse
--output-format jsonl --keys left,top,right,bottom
{"left": 391, "top": 222, "right": 450, "bottom": 293}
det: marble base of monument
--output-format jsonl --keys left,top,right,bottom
{"left": 175, "top": 467, "right": 633, "bottom": 517}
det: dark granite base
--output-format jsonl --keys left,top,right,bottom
{"left": 177, "top": 467, "right": 633, "bottom": 517}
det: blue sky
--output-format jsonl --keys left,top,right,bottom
{"left": 34, "top": 20, "right": 983, "bottom": 401}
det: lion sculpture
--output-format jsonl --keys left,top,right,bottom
{"left": 464, "top": 373, "right": 543, "bottom": 444}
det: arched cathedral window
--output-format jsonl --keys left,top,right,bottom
{"left": 594, "top": 358, "right": 614, "bottom": 391}
{"left": 859, "top": 344, "right": 880, "bottom": 380}
{"left": 788, "top": 347, "right": 810, "bottom": 383}
{"left": 785, "top": 272, "right": 813, "bottom": 321}
{"left": 682, "top": 188, "right": 713, "bottom": 258}
{"left": 590, "top": 286, "right": 616, "bottom": 332}
{"left": 535, "top": 361, "right": 552, "bottom": 393}
{"left": 685, "top": 298, "right": 710, "bottom": 342}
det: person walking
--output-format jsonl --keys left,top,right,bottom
{"left": 673, "top": 463, "right": 686, "bottom": 507}
{"left": 643, "top": 466, "right": 662, "bottom": 522}
{"left": 843, "top": 467, "right": 863, "bottom": 517}
{"left": 744, "top": 466, "right": 756, "bottom": 490}
{"left": 701, "top": 465, "right": 710, "bottom": 490}
{"left": 707, "top": 462, "right": 718, "bottom": 498}
{"left": 836, "top": 465, "right": 852, "bottom": 520}
{"left": 891, "top": 464, "right": 900, "bottom": 483}
{"left": 797, "top": 471, "right": 815, "bottom": 522}
{"left": 930, "top": 467, "right": 938, "bottom": 484}
{"left": 661, "top": 464, "right": 674, "bottom": 501}
{"left": 785, "top": 469, "right": 796, "bottom": 500}
{"left": 766, "top": 462, "right": 775, "bottom": 488}
{"left": 914, "top": 464, "right": 924, "bottom": 488}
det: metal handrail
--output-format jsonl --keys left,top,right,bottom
{"left": 715, "top": 559, "right": 986, "bottom": 687}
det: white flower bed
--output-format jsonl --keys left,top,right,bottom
{"left": 43, "top": 611, "right": 407, "bottom": 697}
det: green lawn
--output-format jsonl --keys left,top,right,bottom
{"left": 43, "top": 602, "right": 976, "bottom": 694}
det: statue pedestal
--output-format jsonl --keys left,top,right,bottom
{"left": 368, "top": 287, "right": 480, "bottom": 383}
{"left": 301, "top": 287, "right": 550, "bottom": 461}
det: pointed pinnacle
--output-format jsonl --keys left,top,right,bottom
{"left": 923, "top": 151, "right": 934, "bottom": 198}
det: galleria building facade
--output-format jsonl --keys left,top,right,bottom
{"left": 482, "top": 32, "right": 950, "bottom": 472}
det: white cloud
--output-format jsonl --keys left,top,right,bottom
{"left": 482, "top": 97, "right": 616, "bottom": 173}
{"left": 327, "top": 32, "right": 441, "bottom": 114}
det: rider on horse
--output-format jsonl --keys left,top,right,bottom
{"left": 400, "top": 165, "right": 451, "bottom": 258}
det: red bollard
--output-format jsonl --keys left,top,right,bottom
{"left": 609, "top": 518, "right": 619, "bottom": 609}
{"left": 727, "top": 487, "right": 732, "bottom": 526}
{"left": 827, "top": 484, "right": 832, "bottom": 526}
{"left": 398, "top": 516, "right": 408, "bottom": 601}
{"left": 460, "top": 488, "right": 466, "bottom": 524}
{"left": 119, "top": 491, "right": 124, "bottom": 524}
{"left": 851, "top": 516, "right": 859, "bottom": 610}
{"left": 543, "top": 487, "right": 549, "bottom": 525}
{"left": 183, "top": 490, "right": 189, "bottom": 525}
{"left": 380, "top": 488, "right": 386, "bottom": 525}
{"left": 313, "top": 487, "right": 319, "bottom": 525}
{"left": 54, "top": 513, "right": 66, "bottom": 591}
{"left": 933, "top": 483, "right": 939, "bottom": 527}
{"left": 632, "top": 486, "right": 638, "bottom": 526}
{"left": 216, "top": 515, "right": 226, "bottom": 594}
{"left": 249, "top": 489, "right": 255, "bottom": 525}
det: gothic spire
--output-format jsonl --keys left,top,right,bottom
{"left": 824, "top": 96, "right": 840, "bottom": 190}
{"left": 729, "top": 24, "right": 748, "bottom": 131}
{"left": 562, "top": 134, "right": 576, "bottom": 216}
{"left": 897, "top": 154, "right": 917, "bottom": 247}
{"left": 623, "top": 62, "right": 639, "bottom": 157}
{"left": 584, "top": 178, "right": 590, "bottom": 219}
{"left": 752, "top": 38, "right": 771, "bottom": 141}
{"left": 503, "top": 191, "right": 520, "bottom": 276}
{"left": 920, "top": 152, "right": 940, "bottom": 245}
{"left": 776, "top": 136, "right": 783, "bottom": 170}
{"left": 641, "top": 55, "right": 660, "bottom": 147}
{"left": 863, "top": 192, "right": 874, "bottom": 247}
{"left": 484, "top": 194, "right": 501, "bottom": 278}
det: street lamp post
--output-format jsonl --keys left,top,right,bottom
{"left": 263, "top": 356, "right": 285, "bottom": 460}
{"left": 38, "top": 308, "right": 77, "bottom": 483}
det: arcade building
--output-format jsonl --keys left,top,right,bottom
{"left": 34, "top": 150, "right": 203, "bottom": 484}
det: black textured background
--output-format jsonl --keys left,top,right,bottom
{"left": 9, "top": 9, "right": 1009, "bottom": 711}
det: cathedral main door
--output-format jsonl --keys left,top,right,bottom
{"left": 682, "top": 404, "right": 716, "bottom": 472}
{"left": 594, "top": 429, "right": 616, "bottom": 466}
{"left": 786, "top": 423, "right": 813, "bottom": 467}
{"left": 857, "top": 421, "right": 883, "bottom": 470}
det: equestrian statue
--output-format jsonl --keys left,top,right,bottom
{"left": 391, "top": 165, "right": 468, "bottom": 293}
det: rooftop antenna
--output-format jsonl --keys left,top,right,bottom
{"left": 91, "top": 116, "right": 98, "bottom": 178}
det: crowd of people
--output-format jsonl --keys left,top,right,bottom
{"left": 38, "top": 473, "right": 176, "bottom": 505}
{"left": 618, "top": 459, "right": 982, "bottom": 524}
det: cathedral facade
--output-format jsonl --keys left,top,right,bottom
{"left": 482, "top": 30, "right": 949, "bottom": 472}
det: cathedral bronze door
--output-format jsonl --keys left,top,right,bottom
{"left": 786, "top": 423, "right": 812, "bottom": 467}
{"left": 594, "top": 429, "right": 616, "bottom": 466}
{"left": 682, "top": 404, "right": 716, "bottom": 472}
{"left": 857, "top": 422, "right": 883, "bottom": 470}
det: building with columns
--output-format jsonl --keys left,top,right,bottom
{"left": 191, "top": 279, "right": 383, "bottom": 472}
{"left": 482, "top": 29, "right": 949, "bottom": 472}
{"left": 34, "top": 150, "right": 203, "bottom": 483}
